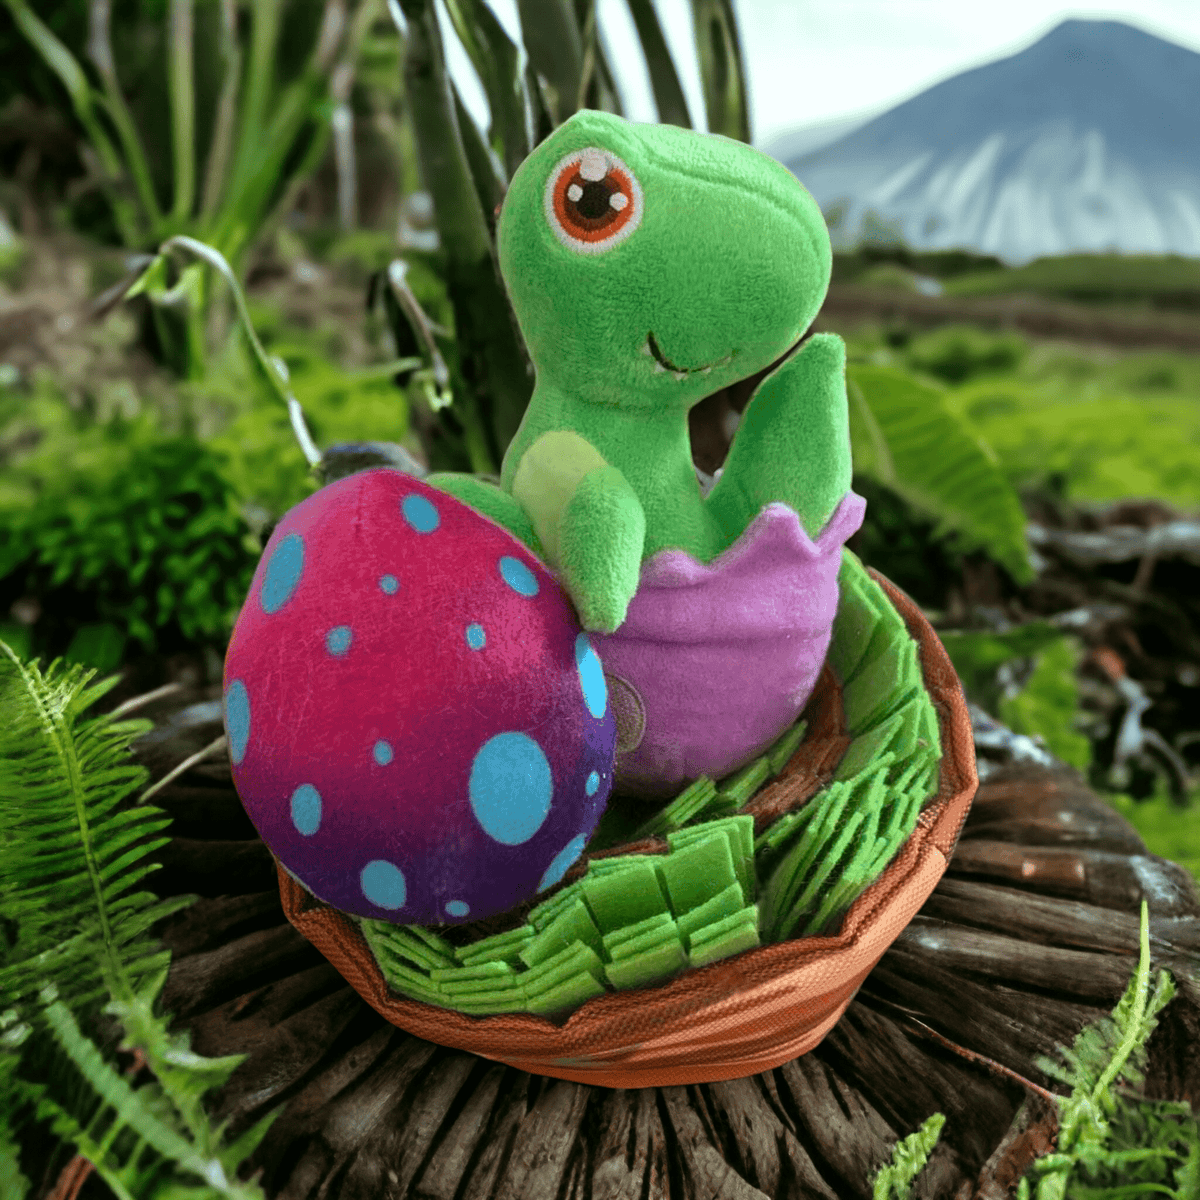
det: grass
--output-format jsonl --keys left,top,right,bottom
{"left": 940, "top": 252, "right": 1200, "bottom": 309}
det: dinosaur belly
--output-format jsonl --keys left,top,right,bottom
{"left": 591, "top": 491, "right": 867, "bottom": 798}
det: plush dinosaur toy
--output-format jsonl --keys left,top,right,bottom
{"left": 428, "top": 110, "right": 866, "bottom": 797}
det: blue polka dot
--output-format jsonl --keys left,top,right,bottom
{"left": 402, "top": 493, "right": 439, "bottom": 533}
{"left": 374, "top": 740, "right": 393, "bottom": 765}
{"left": 260, "top": 532, "right": 304, "bottom": 614}
{"left": 361, "top": 859, "right": 407, "bottom": 909}
{"left": 379, "top": 573, "right": 399, "bottom": 595}
{"left": 469, "top": 732, "right": 552, "bottom": 845}
{"left": 465, "top": 623, "right": 486, "bottom": 650}
{"left": 291, "top": 784, "right": 322, "bottom": 836}
{"left": 326, "top": 625, "right": 352, "bottom": 656}
{"left": 575, "top": 634, "right": 607, "bottom": 718}
{"left": 445, "top": 900, "right": 470, "bottom": 917}
{"left": 538, "top": 835, "right": 588, "bottom": 893}
{"left": 586, "top": 770, "right": 600, "bottom": 796}
{"left": 224, "top": 680, "right": 250, "bottom": 765}
{"left": 499, "top": 555, "right": 539, "bottom": 597}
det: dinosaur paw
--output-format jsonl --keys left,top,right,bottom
{"left": 571, "top": 588, "right": 630, "bottom": 635}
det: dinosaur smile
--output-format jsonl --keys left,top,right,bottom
{"left": 642, "top": 332, "right": 733, "bottom": 380}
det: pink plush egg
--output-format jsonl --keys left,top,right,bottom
{"left": 222, "top": 468, "right": 616, "bottom": 926}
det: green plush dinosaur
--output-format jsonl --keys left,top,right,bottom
{"left": 427, "top": 108, "right": 852, "bottom": 636}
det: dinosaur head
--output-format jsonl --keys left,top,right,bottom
{"left": 497, "top": 109, "right": 832, "bottom": 411}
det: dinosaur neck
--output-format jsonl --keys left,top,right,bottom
{"left": 501, "top": 382, "right": 731, "bottom": 561}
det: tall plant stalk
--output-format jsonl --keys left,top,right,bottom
{"left": 394, "top": 0, "right": 532, "bottom": 472}
{"left": 2, "top": 0, "right": 379, "bottom": 380}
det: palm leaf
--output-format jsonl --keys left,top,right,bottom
{"left": 625, "top": 0, "right": 693, "bottom": 128}
{"left": 689, "top": 0, "right": 750, "bottom": 141}
{"left": 452, "top": 81, "right": 506, "bottom": 225}
{"left": 590, "top": 19, "right": 626, "bottom": 117}
{"left": 847, "top": 364, "right": 1035, "bottom": 584}
{"left": 441, "top": 0, "right": 531, "bottom": 180}
{"left": 0, "top": 643, "right": 197, "bottom": 1026}
{"left": 395, "top": 0, "right": 534, "bottom": 467}
{"left": 514, "top": 0, "right": 584, "bottom": 124}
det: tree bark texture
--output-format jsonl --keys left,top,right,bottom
{"left": 132, "top": 689, "right": 1200, "bottom": 1200}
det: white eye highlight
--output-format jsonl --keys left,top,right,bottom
{"left": 578, "top": 149, "right": 609, "bottom": 181}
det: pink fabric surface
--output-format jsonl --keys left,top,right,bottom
{"left": 592, "top": 491, "right": 867, "bottom": 797}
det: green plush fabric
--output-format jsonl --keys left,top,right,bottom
{"left": 426, "top": 109, "right": 849, "bottom": 632}
{"left": 423, "top": 471, "right": 543, "bottom": 556}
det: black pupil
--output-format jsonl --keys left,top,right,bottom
{"left": 575, "top": 179, "right": 612, "bottom": 218}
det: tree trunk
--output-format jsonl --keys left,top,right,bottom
{"left": 134, "top": 689, "right": 1200, "bottom": 1200}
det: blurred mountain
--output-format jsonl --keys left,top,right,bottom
{"left": 777, "top": 19, "right": 1200, "bottom": 264}
{"left": 758, "top": 111, "right": 877, "bottom": 161}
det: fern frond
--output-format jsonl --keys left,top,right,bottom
{"left": 1024, "top": 900, "right": 1196, "bottom": 1199}
{"left": 0, "top": 1018, "right": 43, "bottom": 1200}
{"left": 29, "top": 963, "right": 278, "bottom": 1200}
{"left": 0, "top": 642, "right": 198, "bottom": 1022}
{"left": 871, "top": 1111, "right": 946, "bottom": 1200}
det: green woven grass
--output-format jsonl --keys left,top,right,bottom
{"left": 360, "top": 550, "right": 944, "bottom": 1017}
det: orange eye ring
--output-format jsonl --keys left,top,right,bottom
{"left": 543, "top": 146, "right": 643, "bottom": 254}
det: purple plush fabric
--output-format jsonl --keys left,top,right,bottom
{"left": 591, "top": 491, "right": 867, "bottom": 798}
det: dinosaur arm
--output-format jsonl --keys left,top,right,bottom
{"left": 511, "top": 431, "right": 646, "bottom": 633}
{"left": 704, "top": 332, "right": 852, "bottom": 541}
{"left": 425, "top": 472, "right": 545, "bottom": 556}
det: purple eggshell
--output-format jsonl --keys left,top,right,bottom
{"left": 222, "top": 468, "right": 617, "bottom": 925}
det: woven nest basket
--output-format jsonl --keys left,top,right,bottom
{"left": 276, "top": 568, "right": 977, "bottom": 1089}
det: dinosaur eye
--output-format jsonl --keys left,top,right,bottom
{"left": 544, "top": 147, "right": 643, "bottom": 253}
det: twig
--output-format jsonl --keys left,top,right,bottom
{"left": 138, "top": 734, "right": 228, "bottom": 804}
{"left": 331, "top": 60, "right": 357, "bottom": 230}
{"left": 106, "top": 681, "right": 185, "bottom": 721}
{"left": 897, "top": 1014, "right": 1065, "bottom": 1108}
{"left": 1130, "top": 550, "right": 1157, "bottom": 593}
{"left": 45, "top": 1154, "right": 92, "bottom": 1200}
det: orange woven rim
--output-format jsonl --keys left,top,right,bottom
{"left": 277, "top": 568, "right": 978, "bottom": 1088}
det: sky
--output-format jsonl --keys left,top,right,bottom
{"left": 440, "top": 1, "right": 1200, "bottom": 153}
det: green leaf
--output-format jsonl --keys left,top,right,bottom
{"left": 1023, "top": 901, "right": 1190, "bottom": 1199}
{"left": 847, "top": 364, "right": 1034, "bottom": 583}
{"left": 625, "top": 0, "right": 693, "bottom": 128}
{"left": 441, "top": 0, "right": 530, "bottom": 179}
{"left": 64, "top": 623, "right": 128, "bottom": 675}
{"left": 0, "top": 0, "right": 139, "bottom": 242}
{"left": 689, "top": 0, "right": 751, "bottom": 142}
{"left": 452, "top": 80, "right": 506, "bottom": 225}
{"left": 514, "top": 0, "right": 584, "bottom": 124}
{"left": 397, "top": 0, "right": 533, "bottom": 465}
{"left": 40, "top": 998, "right": 211, "bottom": 1179}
